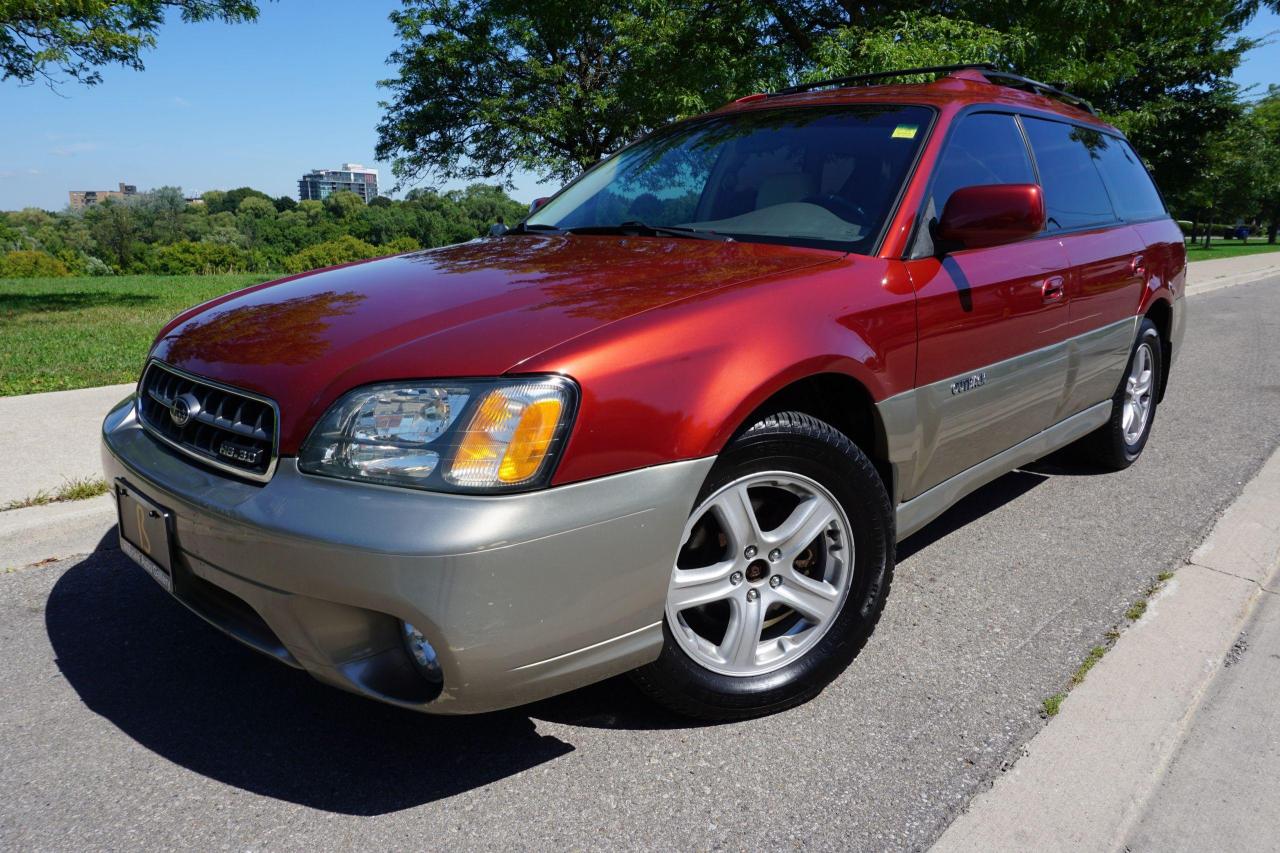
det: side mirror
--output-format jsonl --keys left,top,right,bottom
{"left": 936, "top": 184, "right": 1045, "bottom": 250}
{"left": 529, "top": 196, "right": 551, "bottom": 213}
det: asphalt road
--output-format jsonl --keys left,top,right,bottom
{"left": 3, "top": 278, "right": 1279, "bottom": 852}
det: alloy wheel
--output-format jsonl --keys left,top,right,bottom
{"left": 1123, "top": 341, "right": 1155, "bottom": 446}
{"left": 665, "top": 471, "right": 854, "bottom": 677}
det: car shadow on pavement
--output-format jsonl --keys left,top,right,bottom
{"left": 896, "top": 469, "right": 1049, "bottom": 563}
{"left": 45, "top": 537, "right": 575, "bottom": 816}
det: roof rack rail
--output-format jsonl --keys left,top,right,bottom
{"left": 977, "top": 69, "right": 1096, "bottom": 115}
{"left": 768, "top": 62, "right": 1096, "bottom": 115}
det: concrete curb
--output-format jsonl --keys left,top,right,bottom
{"left": 1186, "top": 264, "right": 1280, "bottom": 298}
{"left": 0, "top": 495, "right": 116, "bottom": 570}
{"left": 932, "top": 446, "right": 1280, "bottom": 852}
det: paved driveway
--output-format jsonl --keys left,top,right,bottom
{"left": 2, "top": 279, "right": 1278, "bottom": 850}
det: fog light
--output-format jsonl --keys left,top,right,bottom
{"left": 401, "top": 621, "right": 443, "bottom": 684}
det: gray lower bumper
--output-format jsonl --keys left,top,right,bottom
{"left": 101, "top": 395, "right": 713, "bottom": 714}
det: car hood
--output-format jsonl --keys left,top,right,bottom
{"left": 152, "top": 234, "right": 838, "bottom": 453}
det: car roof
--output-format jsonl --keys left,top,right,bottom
{"left": 714, "top": 70, "right": 1118, "bottom": 133}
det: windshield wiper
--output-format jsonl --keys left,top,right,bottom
{"left": 562, "top": 221, "right": 732, "bottom": 241}
{"left": 506, "top": 222, "right": 562, "bottom": 235}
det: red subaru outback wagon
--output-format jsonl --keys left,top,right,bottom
{"left": 102, "top": 65, "right": 1184, "bottom": 720}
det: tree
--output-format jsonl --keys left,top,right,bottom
{"left": 273, "top": 195, "right": 297, "bottom": 213}
{"left": 376, "top": 0, "right": 772, "bottom": 187}
{"left": 377, "top": 0, "right": 1274, "bottom": 207}
{"left": 85, "top": 198, "right": 139, "bottom": 269}
{"left": 134, "top": 185, "right": 187, "bottom": 244}
{"left": 1250, "top": 88, "right": 1280, "bottom": 242}
{"left": 323, "top": 190, "right": 364, "bottom": 220}
{"left": 1, "top": 0, "right": 266, "bottom": 86}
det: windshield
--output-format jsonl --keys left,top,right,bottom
{"left": 525, "top": 104, "right": 932, "bottom": 253}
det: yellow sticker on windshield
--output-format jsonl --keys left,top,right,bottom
{"left": 891, "top": 124, "right": 919, "bottom": 139}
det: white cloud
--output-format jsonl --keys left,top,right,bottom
{"left": 173, "top": 96, "right": 191, "bottom": 108}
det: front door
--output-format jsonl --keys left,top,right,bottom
{"left": 897, "top": 111, "right": 1074, "bottom": 499}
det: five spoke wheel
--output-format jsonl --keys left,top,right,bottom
{"left": 1122, "top": 340, "right": 1155, "bottom": 446}
{"left": 666, "top": 472, "right": 853, "bottom": 677}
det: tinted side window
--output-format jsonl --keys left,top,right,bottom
{"left": 1092, "top": 136, "right": 1166, "bottom": 221}
{"left": 1022, "top": 117, "right": 1117, "bottom": 231}
{"left": 929, "top": 112, "right": 1035, "bottom": 217}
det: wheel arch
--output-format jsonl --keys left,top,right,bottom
{"left": 722, "top": 369, "right": 894, "bottom": 498}
{"left": 1143, "top": 297, "right": 1173, "bottom": 402}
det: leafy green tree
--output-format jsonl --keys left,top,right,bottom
{"left": 235, "top": 194, "right": 277, "bottom": 248}
{"left": 205, "top": 186, "right": 272, "bottom": 215}
{"left": 273, "top": 195, "right": 297, "bottom": 213}
{"left": 376, "top": 0, "right": 771, "bottom": 187}
{"left": 1, "top": 0, "right": 266, "bottom": 86}
{"left": 1250, "top": 88, "right": 1280, "bottom": 242}
{"left": 84, "top": 198, "right": 139, "bottom": 269}
{"left": 284, "top": 235, "right": 380, "bottom": 273}
{"left": 134, "top": 185, "right": 187, "bottom": 244}
{"left": 0, "top": 249, "right": 70, "bottom": 277}
{"left": 322, "top": 190, "right": 365, "bottom": 220}
{"left": 377, "top": 0, "right": 1274, "bottom": 206}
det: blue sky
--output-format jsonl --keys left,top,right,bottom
{"left": 1, "top": 2, "right": 1278, "bottom": 211}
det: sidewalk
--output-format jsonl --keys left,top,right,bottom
{"left": 0, "top": 384, "right": 130, "bottom": 567}
{"left": 1184, "top": 250, "right": 1280, "bottom": 295}
{"left": 934, "top": 445, "right": 1280, "bottom": 852}
{"left": 0, "top": 383, "right": 132, "bottom": 507}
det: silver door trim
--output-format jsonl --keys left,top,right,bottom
{"left": 894, "top": 400, "right": 1112, "bottom": 542}
{"left": 877, "top": 315, "right": 1138, "bottom": 503}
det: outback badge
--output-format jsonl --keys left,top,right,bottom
{"left": 950, "top": 372, "right": 988, "bottom": 396}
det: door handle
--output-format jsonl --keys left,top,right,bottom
{"left": 1131, "top": 254, "right": 1146, "bottom": 278}
{"left": 1041, "top": 276, "right": 1065, "bottom": 303}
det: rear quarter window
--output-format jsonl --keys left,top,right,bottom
{"left": 1091, "top": 136, "right": 1167, "bottom": 221}
{"left": 1022, "top": 117, "right": 1117, "bottom": 231}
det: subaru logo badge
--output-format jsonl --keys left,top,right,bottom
{"left": 169, "top": 393, "right": 200, "bottom": 427}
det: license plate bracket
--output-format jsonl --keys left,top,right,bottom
{"left": 116, "top": 479, "right": 175, "bottom": 594}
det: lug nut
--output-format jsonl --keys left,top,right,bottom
{"left": 730, "top": 571, "right": 744, "bottom": 585}
{"left": 744, "top": 545, "right": 758, "bottom": 558}
{"left": 768, "top": 548, "right": 782, "bottom": 562}
{"left": 769, "top": 575, "right": 782, "bottom": 588}
{"left": 745, "top": 588, "right": 760, "bottom": 602}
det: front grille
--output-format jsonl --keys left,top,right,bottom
{"left": 137, "top": 361, "right": 278, "bottom": 481}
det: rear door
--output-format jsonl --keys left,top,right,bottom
{"left": 1021, "top": 118, "right": 1143, "bottom": 413}
{"left": 901, "top": 111, "right": 1073, "bottom": 499}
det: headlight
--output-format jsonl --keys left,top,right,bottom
{"left": 298, "top": 376, "right": 577, "bottom": 493}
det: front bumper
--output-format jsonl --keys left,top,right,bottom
{"left": 102, "top": 395, "right": 713, "bottom": 714}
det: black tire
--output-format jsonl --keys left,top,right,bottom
{"left": 1077, "top": 317, "right": 1162, "bottom": 470}
{"left": 629, "top": 411, "right": 894, "bottom": 720}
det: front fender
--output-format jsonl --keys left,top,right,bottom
{"left": 525, "top": 258, "right": 918, "bottom": 485}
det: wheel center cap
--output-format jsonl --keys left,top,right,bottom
{"left": 745, "top": 559, "right": 769, "bottom": 583}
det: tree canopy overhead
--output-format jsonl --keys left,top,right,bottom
{"left": 375, "top": 0, "right": 1277, "bottom": 211}
{"left": 0, "top": 0, "right": 266, "bottom": 86}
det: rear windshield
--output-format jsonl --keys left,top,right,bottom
{"left": 526, "top": 105, "right": 933, "bottom": 254}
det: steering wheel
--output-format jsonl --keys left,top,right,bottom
{"left": 803, "top": 194, "right": 869, "bottom": 225}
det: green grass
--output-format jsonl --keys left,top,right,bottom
{"left": 1041, "top": 572, "right": 1178, "bottom": 718}
{"left": 0, "top": 273, "right": 274, "bottom": 396}
{"left": 1185, "top": 239, "right": 1280, "bottom": 261}
{"left": 1, "top": 476, "right": 109, "bottom": 511}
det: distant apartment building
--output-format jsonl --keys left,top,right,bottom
{"left": 68, "top": 182, "right": 137, "bottom": 210}
{"left": 297, "top": 163, "right": 379, "bottom": 203}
